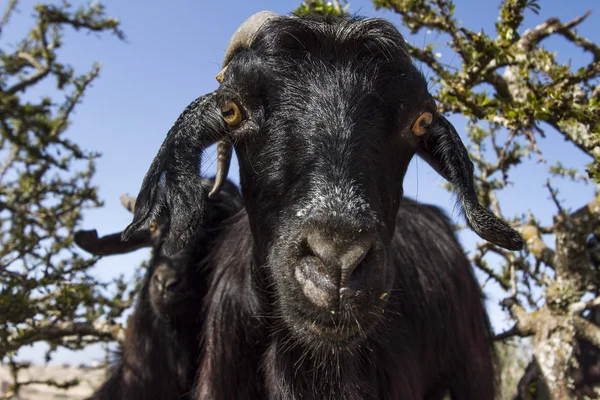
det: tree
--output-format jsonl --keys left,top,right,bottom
{"left": 0, "top": 1, "right": 129, "bottom": 396}
{"left": 295, "top": 0, "right": 350, "bottom": 15}
{"left": 361, "top": 0, "right": 599, "bottom": 398}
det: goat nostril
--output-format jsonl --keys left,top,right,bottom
{"left": 339, "top": 240, "right": 372, "bottom": 287}
{"left": 305, "top": 232, "right": 337, "bottom": 269}
{"left": 304, "top": 229, "right": 374, "bottom": 288}
{"left": 344, "top": 246, "right": 370, "bottom": 289}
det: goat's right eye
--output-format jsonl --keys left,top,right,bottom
{"left": 221, "top": 101, "right": 243, "bottom": 127}
{"left": 411, "top": 112, "right": 433, "bottom": 137}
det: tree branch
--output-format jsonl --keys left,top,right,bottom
{"left": 569, "top": 297, "right": 600, "bottom": 315}
{"left": 500, "top": 297, "right": 536, "bottom": 337}
{"left": 74, "top": 229, "right": 151, "bottom": 256}
{"left": 518, "top": 11, "right": 592, "bottom": 52}
{"left": 520, "top": 223, "right": 556, "bottom": 268}
{"left": 1, "top": 320, "right": 124, "bottom": 359}
{"left": 0, "top": 0, "right": 18, "bottom": 34}
{"left": 493, "top": 324, "right": 523, "bottom": 341}
{"left": 120, "top": 194, "right": 136, "bottom": 213}
{"left": 50, "top": 66, "right": 101, "bottom": 138}
{"left": 573, "top": 315, "right": 600, "bottom": 350}
{"left": 554, "top": 194, "right": 600, "bottom": 276}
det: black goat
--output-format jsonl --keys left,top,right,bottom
{"left": 194, "top": 198, "right": 498, "bottom": 399}
{"left": 122, "top": 12, "right": 524, "bottom": 399}
{"left": 84, "top": 178, "right": 242, "bottom": 400}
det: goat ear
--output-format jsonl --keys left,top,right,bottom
{"left": 122, "top": 92, "right": 226, "bottom": 255}
{"left": 416, "top": 115, "right": 524, "bottom": 251}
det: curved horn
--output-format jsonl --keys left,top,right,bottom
{"left": 208, "top": 140, "right": 233, "bottom": 199}
{"left": 216, "top": 10, "right": 279, "bottom": 83}
{"left": 211, "top": 11, "right": 279, "bottom": 197}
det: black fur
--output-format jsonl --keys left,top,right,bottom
{"left": 195, "top": 198, "right": 495, "bottom": 399}
{"left": 89, "top": 178, "right": 242, "bottom": 400}
{"left": 124, "top": 14, "right": 525, "bottom": 400}
{"left": 122, "top": 94, "right": 226, "bottom": 256}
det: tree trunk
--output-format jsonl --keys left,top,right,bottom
{"left": 532, "top": 307, "right": 577, "bottom": 399}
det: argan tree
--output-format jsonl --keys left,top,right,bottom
{"left": 358, "top": 0, "right": 599, "bottom": 398}
{"left": 0, "top": 1, "right": 130, "bottom": 396}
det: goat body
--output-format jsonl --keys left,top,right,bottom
{"left": 88, "top": 179, "right": 242, "bottom": 400}
{"left": 89, "top": 267, "right": 201, "bottom": 400}
{"left": 195, "top": 198, "right": 494, "bottom": 400}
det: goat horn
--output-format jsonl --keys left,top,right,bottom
{"left": 211, "top": 11, "right": 278, "bottom": 194}
{"left": 215, "top": 10, "right": 279, "bottom": 83}
{"left": 208, "top": 140, "right": 233, "bottom": 199}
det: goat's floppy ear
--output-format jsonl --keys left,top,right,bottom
{"left": 122, "top": 92, "right": 226, "bottom": 255}
{"left": 416, "top": 115, "right": 524, "bottom": 251}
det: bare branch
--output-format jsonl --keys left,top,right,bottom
{"left": 74, "top": 229, "right": 151, "bottom": 256}
{"left": 545, "top": 180, "right": 565, "bottom": 216}
{"left": 518, "top": 11, "right": 592, "bottom": 52}
{"left": 520, "top": 224, "right": 557, "bottom": 268}
{"left": 493, "top": 324, "right": 522, "bottom": 342}
{"left": 569, "top": 297, "right": 600, "bottom": 315}
{"left": 15, "top": 52, "right": 44, "bottom": 72}
{"left": 574, "top": 315, "right": 600, "bottom": 350}
{"left": 555, "top": 14, "right": 600, "bottom": 62}
{"left": 470, "top": 242, "right": 511, "bottom": 290}
{"left": 120, "top": 194, "right": 136, "bottom": 213}
{"left": 500, "top": 297, "right": 536, "bottom": 337}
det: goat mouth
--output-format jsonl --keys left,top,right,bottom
{"left": 288, "top": 306, "right": 373, "bottom": 344}
{"left": 306, "top": 320, "right": 362, "bottom": 342}
{"left": 150, "top": 291, "right": 190, "bottom": 316}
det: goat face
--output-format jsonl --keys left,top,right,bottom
{"left": 125, "top": 14, "right": 523, "bottom": 347}
{"left": 146, "top": 213, "right": 197, "bottom": 319}
{"left": 149, "top": 256, "right": 189, "bottom": 318}
{"left": 215, "top": 17, "right": 429, "bottom": 344}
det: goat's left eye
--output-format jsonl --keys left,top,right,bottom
{"left": 412, "top": 112, "right": 433, "bottom": 137}
{"left": 221, "top": 101, "right": 243, "bottom": 127}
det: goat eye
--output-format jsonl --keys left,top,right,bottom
{"left": 221, "top": 101, "right": 243, "bottom": 127}
{"left": 412, "top": 112, "right": 433, "bottom": 137}
{"left": 149, "top": 220, "right": 158, "bottom": 232}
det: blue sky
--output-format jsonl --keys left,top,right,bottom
{"left": 3, "top": 0, "right": 599, "bottom": 365}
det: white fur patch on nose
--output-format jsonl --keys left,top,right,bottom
{"left": 295, "top": 184, "right": 372, "bottom": 219}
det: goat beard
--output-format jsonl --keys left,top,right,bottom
{"left": 262, "top": 312, "right": 385, "bottom": 400}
